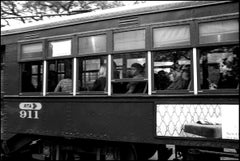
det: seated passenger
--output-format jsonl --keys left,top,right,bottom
{"left": 126, "top": 63, "right": 145, "bottom": 94}
{"left": 167, "top": 65, "right": 190, "bottom": 90}
{"left": 54, "top": 72, "right": 72, "bottom": 92}
{"left": 156, "top": 70, "right": 170, "bottom": 90}
{"left": 218, "top": 53, "right": 239, "bottom": 89}
{"left": 91, "top": 65, "right": 106, "bottom": 91}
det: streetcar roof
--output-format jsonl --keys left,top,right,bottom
{"left": 1, "top": 1, "right": 228, "bottom": 36}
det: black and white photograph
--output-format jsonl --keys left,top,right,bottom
{"left": 1, "top": 1, "right": 239, "bottom": 160}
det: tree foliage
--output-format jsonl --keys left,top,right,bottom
{"left": 1, "top": 1, "right": 133, "bottom": 27}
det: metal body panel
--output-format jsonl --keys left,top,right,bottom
{"left": 3, "top": 95, "right": 239, "bottom": 148}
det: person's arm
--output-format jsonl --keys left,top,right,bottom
{"left": 54, "top": 80, "right": 62, "bottom": 92}
{"left": 126, "top": 82, "right": 136, "bottom": 94}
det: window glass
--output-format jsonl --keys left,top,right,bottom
{"left": 78, "top": 35, "right": 106, "bottom": 54}
{"left": 153, "top": 49, "right": 191, "bottom": 91}
{"left": 114, "top": 30, "right": 145, "bottom": 51}
{"left": 199, "top": 20, "right": 239, "bottom": 44}
{"left": 153, "top": 25, "right": 190, "bottom": 48}
{"left": 47, "top": 59, "right": 72, "bottom": 93}
{"left": 77, "top": 56, "right": 107, "bottom": 92}
{"left": 21, "top": 43, "right": 43, "bottom": 59}
{"left": 21, "top": 61, "right": 43, "bottom": 92}
{"left": 112, "top": 52, "right": 147, "bottom": 94}
{"left": 48, "top": 40, "right": 72, "bottom": 57}
{"left": 199, "top": 45, "right": 239, "bottom": 90}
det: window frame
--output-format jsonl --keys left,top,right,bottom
{"left": 19, "top": 61, "right": 43, "bottom": 95}
{"left": 151, "top": 48, "right": 194, "bottom": 94}
{"left": 196, "top": 45, "right": 239, "bottom": 95}
{"left": 76, "top": 55, "right": 108, "bottom": 95}
{"left": 46, "top": 58, "right": 74, "bottom": 95}
{"left": 111, "top": 51, "right": 148, "bottom": 95}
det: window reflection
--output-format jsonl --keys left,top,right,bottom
{"left": 48, "top": 40, "right": 72, "bottom": 57}
{"left": 153, "top": 49, "right": 191, "bottom": 91}
{"left": 200, "top": 45, "right": 239, "bottom": 90}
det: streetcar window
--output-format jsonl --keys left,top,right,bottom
{"left": 21, "top": 61, "right": 43, "bottom": 92}
{"left": 21, "top": 43, "right": 43, "bottom": 60}
{"left": 153, "top": 25, "right": 190, "bottom": 48}
{"left": 78, "top": 35, "right": 106, "bottom": 55}
{"left": 47, "top": 59, "right": 73, "bottom": 93}
{"left": 77, "top": 56, "right": 107, "bottom": 92}
{"left": 48, "top": 39, "right": 72, "bottom": 57}
{"left": 112, "top": 52, "right": 147, "bottom": 94}
{"left": 153, "top": 49, "right": 191, "bottom": 91}
{"left": 113, "top": 30, "right": 145, "bottom": 51}
{"left": 199, "top": 19, "right": 239, "bottom": 44}
{"left": 199, "top": 45, "right": 239, "bottom": 90}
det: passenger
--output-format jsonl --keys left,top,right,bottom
{"left": 167, "top": 65, "right": 190, "bottom": 90}
{"left": 157, "top": 70, "right": 170, "bottom": 90}
{"left": 126, "top": 63, "right": 145, "bottom": 94}
{"left": 91, "top": 65, "right": 107, "bottom": 91}
{"left": 48, "top": 64, "right": 58, "bottom": 92}
{"left": 22, "top": 71, "right": 36, "bottom": 92}
{"left": 113, "top": 61, "right": 120, "bottom": 79}
{"left": 218, "top": 52, "right": 238, "bottom": 89}
{"left": 54, "top": 71, "right": 72, "bottom": 92}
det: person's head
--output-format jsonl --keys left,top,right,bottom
{"left": 64, "top": 71, "right": 72, "bottom": 79}
{"left": 99, "top": 64, "right": 107, "bottom": 77}
{"left": 181, "top": 65, "right": 190, "bottom": 80}
{"left": 130, "top": 63, "right": 143, "bottom": 76}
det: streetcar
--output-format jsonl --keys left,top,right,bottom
{"left": 1, "top": 1, "right": 239, "bottom": 160}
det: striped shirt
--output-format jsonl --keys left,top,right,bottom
{"left": 54, "top": 78, "right": 73, "bottom": 92}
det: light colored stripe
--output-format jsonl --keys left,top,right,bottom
{"left": 108, "top": 55, "right": 112, "bottom": 96}
{"left": 193, "top": 48, "right": 198, "bottom": 95}
{"left": 147, "top": 51, "right": 152, "bottom": 95}
{"left": 43, "top": 60, "right": 47, "bottom": 96}
{"left": 73, "top": 58, "right": 77, "bottom": 96}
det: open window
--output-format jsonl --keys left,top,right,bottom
{"left": 47, "top": 59, "right": 73, "bottom": 93}
{"left": 199, "top": 45, "right": 239, "bottom": 91}
{"left": 77, "top": 56, "right": 107, "bottom": 93}
{"left": 153, "top": 49, "right": 192, "bottom": 92}
{"left": 112, "top": 52, "right": 147, "bottom": 94}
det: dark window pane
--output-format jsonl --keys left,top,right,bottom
{"left": 21, "top": 61, "right": 42, "bottom": 92}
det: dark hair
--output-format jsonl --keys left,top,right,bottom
{"left": 64, "top": 71, "right": 72, "bottom": 79}
{"left": 131, "top": 63, "right": 143, "bottom": 72}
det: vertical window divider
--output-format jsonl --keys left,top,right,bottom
{"left": 193, "top": 48, "right": 198, "bottom": 95}
{"left": 73, "top": 58, "right": 77, "bottom": 96}
{"left": 108, "top": 54, "right": 112, "bottom": 96}
{"left": 43, "top": 60, "right": 47, "bottom": 96}
{"left": 147, "top": 51, "right": 152, "bottom": 95}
